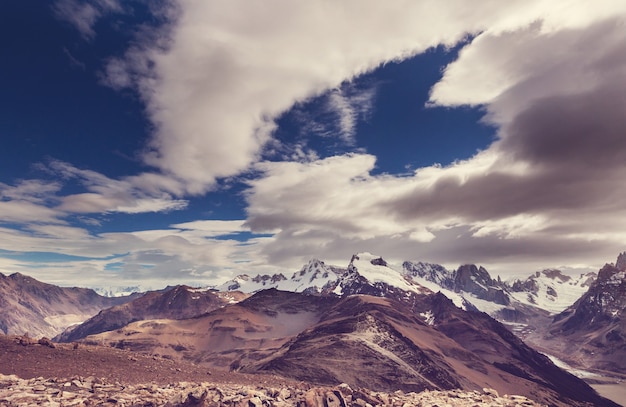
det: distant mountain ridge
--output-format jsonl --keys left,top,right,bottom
{"left": 0, "top": 272, "right": 134, "bottom": 338}
{"left": 216, "top": 259, "right": 346, "bottom": 294}
{"left": 216, "top": 253, "right": 595, "bottom": 322}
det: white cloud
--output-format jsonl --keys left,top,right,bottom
{"left": 46, "top": 160, "right": 188, "bottom": 215}
{"left": 245, "top": 154, "right": 436, "bottom": 240}
{"left": 0, "top": 161, "right": 188, "bottom": 229}
{"left": 0, "top": 219, "right": 277, "bottom": 289}
{"left": 0, "top": 181, "right": 65, "bottom": 224}
{"left": 238, "top": 0, "right": 626, "bottom": 275}
{"left": 107, "top": 0, "right": 555, "bottom": 194}
{"left": 244, "top": 139, "right": 626, "bottom": 275}
{"left": 171, "top": 220, "right": 248, "bottom": 235}
{"left": 0, "top": 180, "right": 61, "bottom": 203}
{"left": 0, "top": 201, "right": 64, "bottom": 225}
{"left": 429, "top": 1, "right": 626, "bottom": 122}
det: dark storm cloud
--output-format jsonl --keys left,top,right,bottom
{"left": 503, "top": 86, "right": 626, "bottom": 170}
{"left": 393, "top": 22, "right": 626, "bottom": 224}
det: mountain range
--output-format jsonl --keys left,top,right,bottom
{"left": 2, "top": 251, "right": 626, "bottom": 406}
{"left": 218, "top": 252, "right": 597, "bottom": 328}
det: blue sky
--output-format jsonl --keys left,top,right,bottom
{"left": 2, "top": 0, "right": 626, "bottom": 290}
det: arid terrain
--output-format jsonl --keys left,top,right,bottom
{"left": 0, "top": 334, "right": 549, "bottom": 406}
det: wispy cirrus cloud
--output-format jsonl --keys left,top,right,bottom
{"left": 0, "top": 180, "right": 64, "bottom": 224}
{"left": 46, "top": 160, "right": 188, "bottom": 215}
{"left": 53, "top": 0, "right": 123, "bottom": 40}
{"left": 286, "top": 83, "right": 378, "bottom": 148}
{"left": 0, "top": 160, "right": 187, "bottom": 227}
{"left": 327, "top": 84, "right": 377, "bottom": 144}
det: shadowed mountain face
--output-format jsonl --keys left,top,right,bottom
{"left": 546, "top": 254, "right": 626, "bottom": 374}
{"left": 0, "top": 272, "right": 134, "bottom": 338}
{"left": 244, "top": 294, "right": 462, "bottom": 393}
{"left": 245, "top": 292, "right": 616, "bottom": 407}
{"left": 55, "top": 285, "right": 246, "bottom": 343}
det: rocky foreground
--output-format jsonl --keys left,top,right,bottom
{"left": 0, "top": 374, "right": 545, "bottom": 407}
{"left": 0, "top": 334, "right": 548, "bottom": 406}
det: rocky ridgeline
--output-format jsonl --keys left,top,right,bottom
{"left": 0, "top": 374, "right": 545, "bottom": 407}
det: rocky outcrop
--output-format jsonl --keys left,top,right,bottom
{"left": 454, "top": 264, "right": 510, "bottom": 305}
{"left": 0, "top": 374, "right": 547, "bottom": 406}
{"left": 615, "top": 252, "right": 626, "bottom": 272}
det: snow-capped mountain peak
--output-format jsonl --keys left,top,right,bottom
{"left": 92, "top": 285, "right": 143, "bottom": 298}
{"left": 213, "top": 252, "right": 603, "bottom": 328}
{"left": 282, "top": 259, "right": 343, "bottom": 294}
{"left": 338, "top": 253, "right": 431, "bottom": 298}
{"left": 508, "top": 269, "right": 596, "bottom": 314}
{"left": 215, "top": 259, "right": 345, "bottom": 294}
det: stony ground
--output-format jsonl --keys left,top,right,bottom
{"left": 0, "top": 335, "right": 546, "bottom": 406}
{"left": 0, "top": 375, "right": 546, "bottom": 407}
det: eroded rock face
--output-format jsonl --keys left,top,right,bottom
{"left": 0, "top": 374, "right": 547, "bottom": 407}
{"left": 454, "top": 264, "right": 510, "bottom": 305}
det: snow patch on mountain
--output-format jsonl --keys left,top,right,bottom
{"left": 508, "top": 269, "right": 595, "bottom": 315}
{"left": 420, "top": 311, "right": 435, "bottom": 326}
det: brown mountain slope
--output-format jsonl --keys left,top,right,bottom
{"left": 55, "top": 285, "right": 246, "bottom": 342}
{"left": 81, "top": 289, "right": 339, "bottom": 368}
{"left": 79, "top": 289, "right": 617, "bottom": 407}
{"left": 0, "top": 272, "right": 133, "bottom": 338}
{"left": 246, "top": 292, "right": 616, "bottom": 407}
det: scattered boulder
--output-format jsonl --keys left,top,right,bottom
{"left": 38, "top": 337, "right": 55, "bottom": 348}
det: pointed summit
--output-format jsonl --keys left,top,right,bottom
{"left": 338, "top": 253, "right": 430, "bottom": 299}
{"left": 615, "top": 251, "right": 626, "bottom": 271}
{"left": 453, "top": 264, "right": 510, "bottom": 305}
